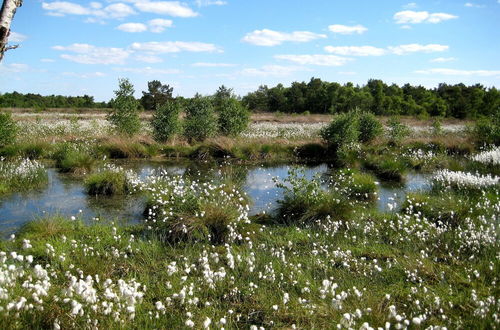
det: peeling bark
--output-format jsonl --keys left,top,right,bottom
{"left": 0, "top": 0, "right": 23, "bottom": 62}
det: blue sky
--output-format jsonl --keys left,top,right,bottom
{"left": 1, "top": 0, "right": 499, "bottom": 101}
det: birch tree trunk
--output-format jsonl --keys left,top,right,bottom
{"left": 0, "top": 0, "right": 23, "bottom": 62}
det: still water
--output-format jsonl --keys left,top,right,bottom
{"left": 0, "top": 161, "right": 430, "bottom": 235}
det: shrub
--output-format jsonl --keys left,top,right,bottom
{"left": 275, "top": 168, "right": 353, "bottom": 224}
{"left": 320, "top": 112, "right": 359, "bottom": 151}
{"left": 0, "top": 112, "right": 17, "bottom": 147}
{"left": 473, "top": 112, "right": 500, "bottom": 146}
{"left": 183, "top": 96, "right": 218, "bottom": 142}
{"left": 108, "top": 78, "right": 141, "bottom": 136}
{"left": 387, "top": 117, "right": 410, "bottom": 145}
{"left": 217, "top": 98, "right": 250, "bottom": 136}
{"left": 151, "top": 101, "right": 181, "bottom": 142}
{"left": 358, "top": 112, "right": 383, "bottom": 143}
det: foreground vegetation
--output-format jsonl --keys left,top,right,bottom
{"left": 0, "top": 154, "right": 498, "bottom": 328}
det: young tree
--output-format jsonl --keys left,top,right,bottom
{"left": 0, "top": 0, "right": 23, "bottom": 62}
{"left": 0, "top": 111, "right": 17, "bottom": 147}
{"left": 183, "top": 96, "right": 217, "bottom": 142}
{"left": 141, "top": 80, "right": 174, "bottom": 111}
{"left": 213, "top": 85, "right": 234, "bottom": 108}
{"left": 108, "top": 78, "right": 140, "bottom": 136}
{"left": 151, "top": 101, "right": 181, "bottom": 142}
{"left": 217, "top": 98, "right": 250, "bottom": 136}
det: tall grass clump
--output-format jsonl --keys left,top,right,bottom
{"left": 108, "top": 78, "right": 141, "bottom": 136}
{"left": 53, "top": 143, "right": 95, "bottom": 174}
{"left": 335, "top": 169, "right": 378, "bottom": 200}
{"left": 0, "top": 157, "right": 47, "bottom": 194}
{"left": 0, "top": 112, "right": 17, "bottom": 147}
{"left": 151, "top": 101, "right": 182, "bottom": 143}
{"left": 84, "top": 165, "right": 140, "bottom": 196}
{"left": 183, "top": 96, "right": 218, "bottom": 142}
{"left": 275, "top": 168, "right": 353, "bottom": 224}
{"left": 363, "top": 155, "right": 407, "bottom": 182}
{"left": 431, "top": 169, "right": 499, "bottom": 193}
{"left": 143, "top": 172, "right": 250, "bottom": 244}
{"left": 217, "top": 98, "right": 250, "bottom": 136}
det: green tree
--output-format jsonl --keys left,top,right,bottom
{"left": 108, "top": 78, "right": 140, "bottom": 136}
{"left": 183, "top": 96, "right": 218, "bottom": 142}
{"left": 141, "top": 80, "right": 174, "bottom": 111}
{"left": 217, "top": 98, "right": 250, "bottom": 136}
{"left": 213, "top": 85, "right": 235, "bottom": 108}
{"left": 151, "top": 101, "right": 181, "bottom": 142}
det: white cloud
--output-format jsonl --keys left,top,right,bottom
{"left": 114, "top": 67, "right": 181, "bottom": 75}
{"left": 394, "top": 10, "right": 458, "bottom": 24}
{"left": 403, "top": 2, "right": 418, "bottom": 9}
{"left": 274, "top": 54, "right": 351, "bottom": 66}
{"left": 134, "top": 55, "right": 163, "bottom": 63}
{"left": 338, "top": 71, "right": 357, "bottom": 75}
{"left": 464, "top": 2, "right": 485, "bottom": 8}
{"left": 0, "top": 63, "right": 29, "bottom": 73}
{"left": 62, "top": 71, "right": 106, "bottom": 78}
{"left": 117, "top": 19, "right": 173, "bottom": 33}
{"left": 9, "top": 32, "right": 27, "bottom": 43}
{"left": 240, "top": 65, "right": 306, "bottom": 77}
{"left": 415, "top": 68, "right": 500, "bottom": 76}
{"left": 42, "top": 1, "right": 136, "bottom": 20}
{"left": 430, "top": 57, "right": 456, "bottom": 63}
{"left": 134, "top": 1, "right": 198, "bottom": 17}
{"left": 117, "top": 22, "right": 148, "bottom": 33}
{"left": 53, "top": 43, "right": 130, "bottom": 64}
{"left": 242, "top": 29, "right": 326, "bottom": 46}
{"left": 195, "top": 0, "right": 227, "bottom": 6}
{"left": 130, "top": 41, "right": 221, "bottom": 53}
{"left": 192, "top": 62, "right": 237, "bottom": 67}
{"left": 40, "top": 58, "right": 56, "bottom": 63}
{"left": 324, "top": 46, "right": 386, "bottom": 56}
{"left": 328, "top": 24, "right": 367, "bottom": 35}
{"left": 388, "top": 43, "right": 449, "bottom": 55}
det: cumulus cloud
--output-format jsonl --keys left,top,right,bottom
{"left": 328, "top": 24, "right": 367, "bottom": 35}
{"left": 324, "top": 46, "right": 386, "bottom": 56}
{"left": 8, "top": 32, "right": 27, "bottom": 43}
{"left": 130, "top": 41, "right": 221, "bottom": 53}
{"left": 192, "top": 62, "right": 237, "bottom": 67}
{"left": 415, "top": 68, "right": 500, "bottom": 76}
{"left": 134, "top": 1, "right": 198, "bottom": 17}
{"left": 42, "top": 1, "right": 136, "bottom": 20}
{"left": 388, "top": 43, "right": 449, "bottom": 55}
{"left": 240, "top": 65, "right": 306, "bottom": 77}
{"left": 52, "top": 44, "right": 131, "bottom": 64}
{"left": 393, "top": 10, "right": 458, "bottom": 24}
{"left": 117, "top": 19, "right": 173, "bottom": 33}
{"left": 242, "top": 29, "right": 326, "bottom": 46}
{"left": 274, "top": 54, "right": 351, "bottom": 66}
{"left": 117, "top": 22, "right": 148, "bottom": 33}
{"left": 430, "top": 57, "right": 456, "bottom": 63}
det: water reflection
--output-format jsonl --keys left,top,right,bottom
{"left": 0, "top": 161, "right": 431, "bottom": 235}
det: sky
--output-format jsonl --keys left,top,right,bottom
{"left": 1, "top": 0, "right": 499, "bottom": 101}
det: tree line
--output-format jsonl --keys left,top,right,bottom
{"left": 1, "top": 78, "right": 499, "bottom": 118}
{"left": 242, "top": 78, "right": 500, "bottom": 119}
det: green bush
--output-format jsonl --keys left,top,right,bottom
{"left": 217, "top": 98, "right": 250, "bottom": 136}
{"left": 358, "top": 112, "right": 383, "bottom": 143}
{"left": 474, "top": 113, "right": 500, "bottom": 146}
{"left": 320, "top": 112, "right": 359, "bottom": 151}
{"left": 151, "top": 101, "right": 181, "bottom": 142}
{"left": 108, "top": 78, "right": 141, "bottom": 136}
{"left": 0, "top": 112, "right": 17, "bottom": 147}
{"left": 387, "top": 117, "right": 410, "bottom": 145}
{"left": 183, "top": 96, "right": 218, "bottom": 142}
